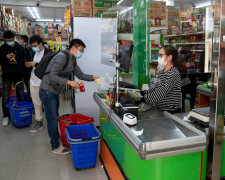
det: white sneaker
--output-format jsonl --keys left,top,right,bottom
{"left": 52, "top": 146, "right": 70, "bottom": 155}
{"left": 2, "top": 117, "right": 9, "bottom": 127}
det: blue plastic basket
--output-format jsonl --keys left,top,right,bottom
{"left": 7, "top": 101, "right": 33, "bottom": 127}
{"left": 66, "top": 124, "right": 101, "bottom": 169}
{"left": 9, "top": 92, "right": 32, "bottom": 103}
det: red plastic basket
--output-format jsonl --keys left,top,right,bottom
{"left": 59, "top": 114, "right": 94, "bottom": 147}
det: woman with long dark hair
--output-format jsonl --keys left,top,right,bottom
{"left": 142, "top": 46, "right": 181, "bottom": 113}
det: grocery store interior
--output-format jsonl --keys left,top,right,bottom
{"left": 0, "top": 0, "right": 225, "bottom": 180}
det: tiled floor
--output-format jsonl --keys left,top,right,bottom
{"left": 0, "top": 99, "right": 108, "bottom": 180}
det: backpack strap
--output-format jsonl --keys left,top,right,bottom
{"left": 62, "top": 51, "right": 70, "bottom": 70}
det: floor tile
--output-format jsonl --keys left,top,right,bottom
{"left": 0, "top": 131, "right": 30, "bottom": 146}
{"left": 27, "top": 129, "right": 50, "bottom": 144}
{"left": 22, "top": 142, "right": 65, "bottom": 162}
{"left": 16, "top": 157, "right": 70, "bottom": 180}
{"left": 68, "top": 156, "right": 105, "bottom": 179}
{"left": 0, "top": 162, "right": 19, "bottom": 180}
{"left": 0, "top": 144, "right": 25, "bottom": 163}
{"left": 77, "top": 173, "right": 108, "bottom": 180}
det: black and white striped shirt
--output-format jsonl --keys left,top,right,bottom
{"left": 144, "top": 66, "right": 181, "bottom": 111}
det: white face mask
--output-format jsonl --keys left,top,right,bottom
{"left": 158, "top": 57, "right": 167, "bottom": 67}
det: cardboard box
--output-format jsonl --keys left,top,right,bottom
{"left": 53, "top": 32, "right": 58, "bottom": 37}
{"left": 48, "top": 23, "right": 53, "bottom": 28}
{"left": 92, "top": 0, "right": 118, "bottom": 9}
{"left": 71, "top": 0, "right": 92, "bottom": 8}
{"left": 62, "top": 33, "right": 68, "bottom": 39}
{"left": 93, "top": 8, "right": 108, "bottom": 17}
{"left": 150, "top": 2, "right": 166, "bottom": 27}
{"left": 5, "top": 8, "right": 14, "bottom": 16}
{"left": 34, "top": 26, "right": 39, "bottom": 35}
{"left": 53, "top": 28, "right": 57, "bottom": 33}
{"left": 72, "top": 7, "right": 92, "bottom": 17}
{"left": 48, "top": 28, "right": 54, "bottom": 34}
{"left": 57, "top": 25, "right": 63, "bottom": 32}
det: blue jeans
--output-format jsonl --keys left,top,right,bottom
{"left": 39, "top": 88, "right": 60, "bottom": 150}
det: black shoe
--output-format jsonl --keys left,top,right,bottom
{"left": 30, "top": 121, "right": 43, "bottom": 133}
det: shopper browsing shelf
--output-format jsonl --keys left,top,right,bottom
{"left": 25, "top": 35, "right": 51, "bottom": 133}
{"left": 39, "top": 39, "right": 99, "bottom": 155}
{"left": 142, "top": 46, "right": 181, "bottom": 113}
{"left": 0, "top": 31, "right": 26, "bottom": 126}
{"left": 20, "top": 35, "right": 34, "bottom": 95}
{"left": 169, "top": 38, "right": 177, "bottom": 48}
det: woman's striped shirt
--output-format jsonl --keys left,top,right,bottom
{"left": 144, "top": 66, "right": 181, "bottom": 112}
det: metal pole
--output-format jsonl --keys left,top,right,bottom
{"left": 208, "top": 0, "right": 225, "bottom": 179}
{"left": 115, "top": 42, "right": 120, "bottom": 107}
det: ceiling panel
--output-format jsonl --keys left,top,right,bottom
{"left": 5, "top": 6, "right": 67, "bottom": 21}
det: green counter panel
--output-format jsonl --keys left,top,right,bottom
{"left": 100, "top": 110, "right": 207, "bottom": 180}
{"left": 222, "top": 141, "right": 225, "bottom": 176}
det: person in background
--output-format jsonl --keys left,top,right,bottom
{"left": 25, "top": 35, "right": 51, "bottom": 133}
{"left": 169, "top": 38, "right": 177, "bottom": 48}
{"left": 179, "top": 48, "right": 197, "bottom": 112}
{"left": 142, "top": 46, "right": 181, "bottom": 113}
{"left": 39, "top": 39, "right": 99, "bottom": 154}
{"left": 0, "top": 31, "right": 26, "bottom": 126}
{"left": 20, "top": 35, "right": 34, "bottom": 95}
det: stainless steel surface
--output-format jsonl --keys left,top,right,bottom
{"left": 175, "top": 112, "right": 225, "bottom": 139}
{"left": 197, "top": 85, "right": 211, "bottom": 96}
{"left": 209, "top": 0, "right": 225, "bottom": 179}
{"left": 116, "top": 42, "right": 120, "bottom": 107}
{"left": 205, "top": 6, "right": 214, "bottom": 73}
{"left": 94, "top": 93, "right": 207, "bottom": 160}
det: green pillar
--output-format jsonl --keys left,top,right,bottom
{"left": 132, "top": 0, "right": 149, "bottom": 88}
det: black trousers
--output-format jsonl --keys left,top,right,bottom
{"left": 2, "top": 78, "right": 24, "bottom": 117}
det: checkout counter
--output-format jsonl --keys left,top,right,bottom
{"left": 94, "top": 92, "right": 208, "bottom": 180}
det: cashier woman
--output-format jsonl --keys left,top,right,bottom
{"left": 141, "top": 46, "right": 181, "bottom": 113}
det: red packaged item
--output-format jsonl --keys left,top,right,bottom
{"left": 75, "top": 82, "right": 85, "bottom": 93}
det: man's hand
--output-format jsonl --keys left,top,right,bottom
{"left": 67, "top": 80, "right": 80, "bottom": 89}
{"left": 92, "top": 75, "right": 100, "bottom": 80}
{"left": 25, "top": 62, "right": 36, "bottom": 67}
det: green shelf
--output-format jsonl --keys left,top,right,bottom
{"left": 190, "top": 49, "right": 204, "bottom": 52}
{"left": 177, "top": 42, "right": 205, "bottom": 45}
{"left": 120, "top": 72, "right": 133, "bottom": 75}
{"left": 151, "top": 48, "right": 160, "bottom": 51}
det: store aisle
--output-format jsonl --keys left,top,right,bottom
{"left": 0, "top": 99, "right": 107, "bottom": 180}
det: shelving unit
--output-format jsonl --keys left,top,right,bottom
{"left": 164, "top": 31, "right": 205, "bottom": 72}
{"left": 191, "top": 49, "right": 204, "bottom": 52}
{"left": 0, "top": 27, "right": 25, "bottom": 37}
{"left": 165, "top": 32, "right": 205, "bottom": 38}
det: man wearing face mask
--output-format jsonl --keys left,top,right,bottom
{"left": 169, "top": 38, "right": 177, "bottom": 48}
{"left": 25, "top": 35, "right": 51, "bottom": 132}
{"left": 0, "top": 31, "right": 26, "bottom": 126}
{"left": 39, "top": 39, "right": 99, "bottom": 154}
{"left": 20, "top": 35, "right": 34, "bottom": 95}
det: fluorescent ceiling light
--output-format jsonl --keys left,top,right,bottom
{"left": 27, "top": 7, "right": 35, "bottom": 19}
{"left": 195, "top": 2, "right": 212, "bottom": 8}
{"left": 55, "top": 19, "right": 62, "bottom": 22}
{"left": 117, "top": 0, "right": 124, "bottom": 5}
{"left": 120, "top": 7, "right": 133, "bottom": 15}
{"left": 32, "top": 7, "right": 40, "bottom": 19}
{"left": 36, "top": 19, "right": 54, "bottom": 22}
